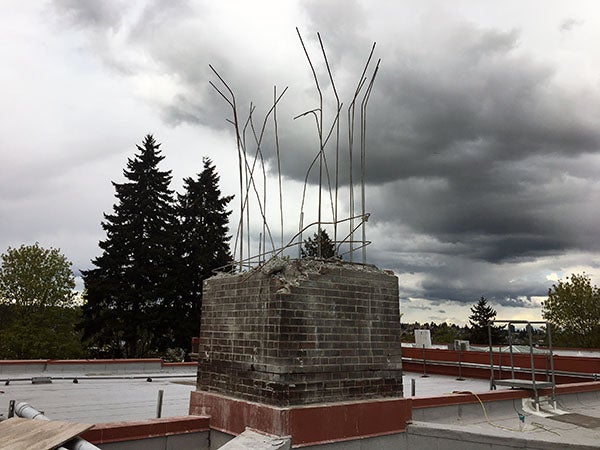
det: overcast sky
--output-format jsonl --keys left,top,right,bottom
{"left": 2, "top": 0, "right": 600, "bottom": 325}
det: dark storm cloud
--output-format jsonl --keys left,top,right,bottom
{"left": 301, "top": 0, "right": 369, "bottom": 62}
{"left": 358, "top": 18, "right": 600, "bottom": 271}
{"left": 418, "top": 269, "right": 547, "bottom": 305}
{"left": 44, "top": 0, "right": 600, "bottom": 185}
{"left": 45, "top": 1, "right": 600, "bottom": 311}
{"left": 366, "top": 32, "right": 600, "bottom": 185}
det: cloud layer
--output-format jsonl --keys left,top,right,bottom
{"left": 3, "top": 1, "right": 600, "bottom": 322}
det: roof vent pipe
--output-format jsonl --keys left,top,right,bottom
{"left": 14, "top": 402, "right": 100, "bottom": 450}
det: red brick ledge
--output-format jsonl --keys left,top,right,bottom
{"left": 412, "top": 389, "right": 530, "bottom": 409}
{"left": 0, "top": 360, "right": 50, "bottom": 365}
{"left": 0, "top": 358, "right": 197, "bottom": 367}
{"left": 189, "top": 391, "right": 412, "bottom": 448}
{"left": 412, "top": 380, "right": 600, "bottom": 409}
{"left": 162, "top": 362, "right": 197, "bottom": 367}
{"left": 289, "top": 397, "right": 412, "bottom": 447}
{"left": 81, "top": 416, "right": 210, "bottom": 444}
{"left": 546, "top": 380, "right": 600, "bottom": 395}
{"left": 0, "top": 358, "right": 163, "bottom": 365}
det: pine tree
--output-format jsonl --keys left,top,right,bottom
{"left": 301, "top": 229, "right": 336, "bottom": 258}
{"left": 174, "top": 158, "right": 233, "bottom": 349}
{"left": 81, "top": 135, "right": 178, "bottom": 358}
{"left": 468, "top": 297, "right": 503, "bottom": 344}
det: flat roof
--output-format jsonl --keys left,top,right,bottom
{"left": 0, "top": 361, "right": 497, "bottom": 423}
{"left": 4, "top": 360, "right": 600, "bottom": 448}
{"left": 0, "top": 362, "right": 197, "bottom": 423}
{"left": 411, "top": 387, "right": 600, "bottom": 448}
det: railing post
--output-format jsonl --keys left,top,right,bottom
{"left": 488, "top": 322, "right": 495, "bottom": 390}
{"left": 156, "top": 390, "right": 164, "bottom": 419}
{"left": 457, "top": 348, "right": 464, "bottom": 381}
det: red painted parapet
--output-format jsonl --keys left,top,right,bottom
{"left": 403, "top": 347, "right": 553, "bottom": 368}
{"left": 288, "top": 396, "right": 412, "bottom": 447}
{"left": 189, "top": 390, "right": 412, "bottom": 447}
{"left": 0, "top": 358, "right": 196, "bottom": 368}
{"left": 82, "top": 416, "right": 210, "bottom": 445}
{"left": 411, "top": 381, "right": 600, "bottom": 410}
{"left": 402, "top": 347, "right": 600, "bottom": 383}
{"left": 189, "top": 391, "right": 289, "bottom": 436}
{"left": 548, "top": 381, "right": 600, "bottom": 396}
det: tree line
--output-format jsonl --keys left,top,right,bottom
{"left": 402, "top": 297, "right": 542, "bottom": 346}
{"left": 1, "top": 135, "right": 600, "bottom": 358}
{"left": 405, "top": 282, "right": 600, "bottom": 349}
{"left": 0, "top": 135, "right": 233, "bottom": 359}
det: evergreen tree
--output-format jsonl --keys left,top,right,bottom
{"left": 174, "top": 157, "right": 233, "bottom": 350}
{"left": 81, "top": 135, "right": 178, "bottom": 358}
{"left": 468, "top": 297, "right": 503, "bottom": 344}
{"left": 301, "top": 229, "right": 336, "bottom": 258}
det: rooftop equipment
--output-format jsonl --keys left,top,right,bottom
{"left": 415, "top": 329, "right": 432, "bottom": 349}
{"left": 488, "top": 320, "right": 556, "bottom": 411}
{"left": 454, "top": 339, "right": 470, "bottom": 351}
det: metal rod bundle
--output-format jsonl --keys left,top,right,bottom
{"left": 209, "top": 30, "right": 380, "bottom": 271}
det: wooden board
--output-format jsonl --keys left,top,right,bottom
{"left": 0, "top": 417, "right": 93, "bottom": 450}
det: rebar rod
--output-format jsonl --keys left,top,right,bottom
{"left": 246, "top": 87, "right": 289, "bottom": 255}
{"left": 296, "top": 28, "right": 325, "bottom": 256}
{"left": 209, "top": 65, "right": 244, "bottom": 271}
{"left": 274, "top": 86, "right": 284, "bottom": 252}
{"left": 347, "top": 43, "right": 376, "bottom": 261}
{"left": 359, "top": 58, "right": 380, "bottom": 263}
{"left": 249, "top": 114, "right": 267, "bottom": 261}
{"left": 242, "top": 105, "right": 253, "bottom": 263}
{"left": 318, "top": 33, "right": 341, "bottom": 252}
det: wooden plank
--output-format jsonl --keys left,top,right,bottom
{"left": 0, "top": 418, "right": 92, "bottom": 450}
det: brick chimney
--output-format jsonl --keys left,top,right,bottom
{"left": 195, "top": 258, "right": 403, "bottom": 407}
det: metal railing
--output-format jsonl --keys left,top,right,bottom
{"left": 488, "top": 320, "right": 556, "bottom": 409}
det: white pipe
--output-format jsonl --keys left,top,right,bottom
{"left": 15, "top": 402, "right": 100, "bottom": 450}
{"left": 15, "top": 402, "right": 49, "bottom": 421}
{"left": 67, "top": 439, "right": 102, "bottom": 450}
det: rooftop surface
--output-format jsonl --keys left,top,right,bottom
{"left": 412, "top": 388, "right": 600, "bottom": 449}
{"left": 0, "top": 360, "right": 495, "bottom": 423}
{"left": 3, "top": 360, "right": 600, "bottom": 449}
{"left": 0, "top": 361, "right": 198, "bottom": 423}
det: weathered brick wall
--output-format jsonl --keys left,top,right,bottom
{"left": 196, "top": 259, "right": 402, "bottom": 407}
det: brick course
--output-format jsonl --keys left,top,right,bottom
{"left": 196, "top": 259, "right": 402, "bottom": 406}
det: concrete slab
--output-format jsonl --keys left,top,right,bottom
{"left": 217, "top": 428, "right": 290, "bottom": 450}
{"left": 410, "top": 389, "right": 600, "bottom": 449}
{"left": 407, "top": 419, "right": 600, "bottom": 450}
{"left": 550, "top": 413, "right": 600, "bottom": 428}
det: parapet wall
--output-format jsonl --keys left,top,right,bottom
{"left": 196, "top": 258, "right": 402, "bottom": 407}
